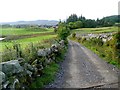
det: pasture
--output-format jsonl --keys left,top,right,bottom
{"left": 72, "top": 26, "right": 118, "bottom": 34}
{"left": 1, "top": 27, "right": 54, "bottom": 36}
{"left": 0, "top": 27, "right": 56, "bottom": 52}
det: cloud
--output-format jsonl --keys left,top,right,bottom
{"left": 0, "top": 0, "right": 119, "bottom": 22}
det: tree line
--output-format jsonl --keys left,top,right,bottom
{"left": 66, "top": 14, "right": 119, "bottom": 29}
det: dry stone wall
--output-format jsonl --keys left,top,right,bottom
{"left": 0, "top": 40, "right": 65, "bottom": 89}
{"left": 75, "top": 32, "right": 115, "bottom": 42}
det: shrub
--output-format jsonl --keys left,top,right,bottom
{"left": 81, "top": 37, "right": 86, "bottom": 43}
{"left": 90, "top": 38, "right": 103, "bottom": 46}
{"left": 72, "top": 33, "right": 76, "bottom": 38}
{"left": 77, "top": 37, "right": 82, "bottom": 43}
{"left": 57, "top": 23, "right": 70, "bottom": 40}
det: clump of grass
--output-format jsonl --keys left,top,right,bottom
{"left": 72, "top": 33, "right": 76, "bottom": 38}
{"left": 1, "top": 45, "right": 16, "bottom": 62}
{"left": 21, "top": 43, "right": 38, "bottom": 63}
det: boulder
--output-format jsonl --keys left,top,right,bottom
{"left": 0, "top": 60, "right": 23, "bottom": 76}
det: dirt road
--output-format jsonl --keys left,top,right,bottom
{"left": 46, "top": 40, "right": 119, "bottom": 88}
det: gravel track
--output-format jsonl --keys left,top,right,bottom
{"left": 46, "top": 40, "right": 119, "bottom": 88}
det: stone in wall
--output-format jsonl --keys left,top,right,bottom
{"left": 0, "top": 60, "right": 23, "bottom": 76}
{"left": 0, "top": 71, "right": 5, "bottom": 84}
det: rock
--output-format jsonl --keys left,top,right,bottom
{"left": 59, "top": 40, "right": 64, "bottom": 46}
{"left": 12, "top": 78, "right": 20, "bottom": 88}
{"left": 0, "top": 71, "right": 5, "bottom": 84}
{"left": 38, "top": 48, "right": 52, "bottom": 57}
{"left": 102, "top": 38, "right": 107, "bottom": 42}
{"left": 0, "top": 60, "right": 23, "bottom": 76}
{"left": 23, "top": 63, "right": 34, "bottom": 72}
{"left": 26, "top": 70, "right": 32, "bottom": 77}
{"left": 2, "top": 81, "right": 10, "bottom": 89}
{"left": 46, "top": 48, "right": 52, "bottom": 55}
{"left": 38, "top": 49, "right": 48, "bottom": 57}
{"left": 18, "top": 58, "right": 25, "bottom": 66}
{"left": 51, "top": 44, "right": 59, "bottom": 52}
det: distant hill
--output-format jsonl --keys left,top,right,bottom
{"left": 102, "top": 15, "right": 119, "bottom": 23}
{"left": 0, "top": 20, "right": 59, "bottom": 25}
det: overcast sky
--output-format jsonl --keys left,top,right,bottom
{"left": 0, "top": 0, "right": 119, "bottom": 22}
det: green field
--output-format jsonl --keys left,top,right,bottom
{"left": 72, "top": 26, "right": 118, "bottom": 34}
{"left": 0, "top": 35, "right": 56, "bottom": 51}
{"left": 0, "top": 27, "right": 56, "bottom": 52}
{"left": 1, "top": 27, "right": 54, "bottom": 36}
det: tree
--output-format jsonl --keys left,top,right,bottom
{"left": 79, "top": 15, "right": 86, "bottom": 21}
{"left": 68, "top": 22, "right": 74, "bottom": 29}
{"left": 66, "top": 14, "right": 119, "bottom": 28}
{"left": 78, "top": 15, "right": 86, "bottom": 28}
{"left": 57, "top": 22, "right": 70, "bottom": 40}
{"left": 66, "top": 14, "right": 78, "bottom": 23}
{"left": 68, "top": 21, "right": 82, "bottom": 29}
{"left": 74, "top": 21, "right": 83, "bottom": 28}
{"left": 84, "top": 19, "right": 97, "bottom": 28}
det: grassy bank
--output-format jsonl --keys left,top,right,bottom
{"left": 81, "top": 39, "right": 120, "bottom": 68}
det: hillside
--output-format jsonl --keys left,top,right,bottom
{"left": 0, "top": 20, "right": 58, "bottom": 25}
{"left": 102, "top": 15, "right": 119, "bottom": 23}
